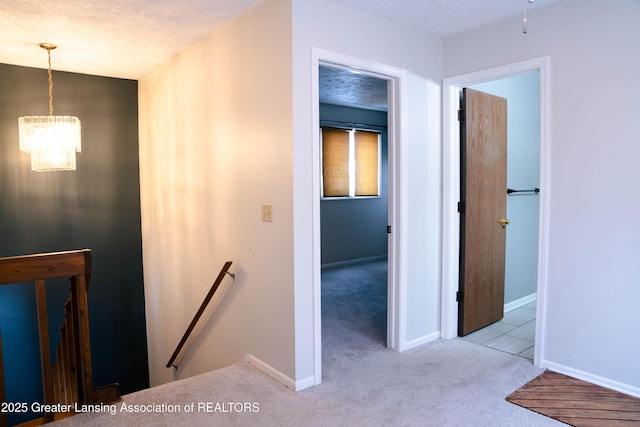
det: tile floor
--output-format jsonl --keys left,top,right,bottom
{"left": 461, "top": 301, "right": 536, "bottom": 359}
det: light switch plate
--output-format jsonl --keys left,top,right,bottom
{"left": 261, "top": 204, "right": 273, "bottom": 222}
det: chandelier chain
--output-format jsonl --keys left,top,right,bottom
{"left": 47, "top": 48, "right": 53, "bottom": 116}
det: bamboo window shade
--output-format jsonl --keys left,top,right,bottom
{"left": 321, "top": 127, "right": 380, "bottom": 198}
{"left": 354, "top": 130, "right": 379, "bottom": 196}
{"left": 322, "top": 128, "right": 350, "bottom": 197}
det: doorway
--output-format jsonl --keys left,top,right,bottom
{"left": 441, "top": 57, "right": 551, "bottom": 368}
{"left": 311, "top": 48, "right": 408, "bottom": 383}
{"left": 318, "top": 66, "right": 390, "bottom": 362}
{"left": 459, "top": 76, "right": 540, "bottom": 358}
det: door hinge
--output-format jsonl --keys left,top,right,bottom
{"left": 457, "top": 201, "right": 465, "bottom": 213}
{"left": 456, "top": 291, "right": 464, "bottom": 302}
{"left": 387, "top": 225, "right": 391, "bottom": 234}
{"left": 458, "top": 109, "right": 465, "bottom": 122}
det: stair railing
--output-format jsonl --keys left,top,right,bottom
{"left": 0, "top": 249, "right": 118, "bottom": 424}
{"left": 166, "top": 261, "right": 234, "bottom": 369}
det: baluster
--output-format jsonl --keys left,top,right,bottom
{"left": 35, "top": 279, "right": 54, "bottom": 407}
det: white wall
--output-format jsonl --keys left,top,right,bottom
{"left": 444, "top": 0, "right": 640, "bottom": 394}
{"left": 292, "top": 0, "right": 443, "bottom": 384}
{"left": 139, "top": 0, "right": 444, "bottom": 390}
{"left": 471, "top": 73, "right": 540, "bottom": 305}
{"left": 139, "top": 0, "right": 295, "bottom": 386}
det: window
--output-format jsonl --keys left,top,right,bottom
{"left": 321, "top": 127, "right": 380, "bottom": 198}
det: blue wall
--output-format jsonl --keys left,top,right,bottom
{"left": 0, "top": 63, "right": 148, "bottom": 424}
{"left": 320, "top": 104, "right": 388, "bottom": 265}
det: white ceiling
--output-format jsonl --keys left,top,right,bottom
{"left": 332, "top": 0, "right": 560, "bottom": 40}
{"left": 0, "top": 0, "right": 267, "bottom": 79}
{"left": 0, "top": 0, "right": 560, "bottom": 80}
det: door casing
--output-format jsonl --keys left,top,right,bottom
{"left": 441, "top": 56, "right": 551, "bottom": 368}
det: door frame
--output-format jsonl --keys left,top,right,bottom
{"left": 311, "top": 48, "right": 408, "bottom": 382}
{"left": 441, "top": 56, "right": 551, "bottom": 367}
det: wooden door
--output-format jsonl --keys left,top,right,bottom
{"left": 458, "top": 88, "right": 508, "bottom": 336}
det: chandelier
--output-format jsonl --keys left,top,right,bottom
{"left": 18, "top": 43, "right": 81, "bottom": 172}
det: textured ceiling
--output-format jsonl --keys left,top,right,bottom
{"left": 0, "top": 0, "right": 560, "bottom": 83}
{"left": 319, "top": 67, "right": 388, "bottom": 111}
{"left": 0, "top": 0, "right": 266, "bottom": 79}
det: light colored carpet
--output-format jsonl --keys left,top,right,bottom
{"left": 53, "top": 259, "right": 562, "bottom": 426}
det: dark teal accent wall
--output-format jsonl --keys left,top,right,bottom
{"left": 320, "top": 104, "right": 388, "bottom": 265}
{"left": 0, "top": 63, "right": 149, "bottom": 424}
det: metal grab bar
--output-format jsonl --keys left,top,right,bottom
{"left": 507, "top": 187, "right": 539, "bottom": 195}
{"left": 166, "top": 261, "right": 234, "bottom": 369}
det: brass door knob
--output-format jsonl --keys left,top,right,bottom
{"left": 499, "top": 218, "right": 510, "bottom": 228}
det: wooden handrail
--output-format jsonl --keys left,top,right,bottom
{"left": 166, "top": 261, "right": 233, "bottom": 368}
{"left": 0, "top": 249, "right": 92, "bottom": 286}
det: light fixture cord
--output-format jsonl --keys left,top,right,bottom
{"left": 523, "top": 0, "right": 534, "bottom": 34}
{"left": 47, "top": 48, "right": 54, "bottom": 116}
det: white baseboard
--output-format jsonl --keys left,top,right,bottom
{"left": 246, "top": 353, "right": 296, "bottom": 391}
{"left": 294, "top": 375, "right": 316, "bottom": 391}
{"left": 402, "top": 331, "right": 440, "bottom": 351}
{"left": 504, "top": 292, "right": 536, "bottom": 313}
{"left": 321, "top": 255, "right": 387, "bottom": 270}
{"left": 247, "top": 353, "right": 315, "bottom": 391}
{"left": 544, "top": 360, "right": 640, "bottom": 398}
